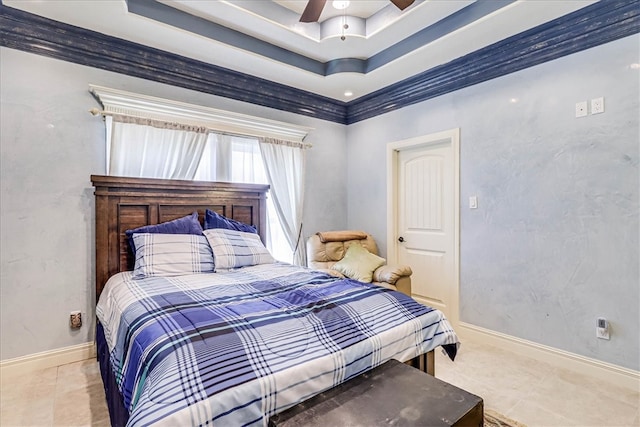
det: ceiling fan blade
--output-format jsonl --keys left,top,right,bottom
{"left": 390, "top": 0, "right": 415, "bottom": 11}
{"left": 300, "top": 0, "right": 327, "bottom": 22}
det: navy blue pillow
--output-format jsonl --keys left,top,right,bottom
{"left": 204, "top": 209, "right": 257, "bottom": 234}
{"left": 125, "top": 211, "right": 204, "bottom": 256}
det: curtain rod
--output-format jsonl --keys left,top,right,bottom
{"left": 88, "top": 108, "right": 312, "bottom": 148}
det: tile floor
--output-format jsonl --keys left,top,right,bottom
{"left": 0, "top": 340, "right": 638, "bottom": 426}
{"left": 435, "top": 340, "right": 640, "bottom": 427}
{"left": 1, "top": 358, "right": 109, "bottom": 427}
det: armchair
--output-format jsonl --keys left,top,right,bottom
{"left": 306, "top": 230, "right": 412, "bottom": 296}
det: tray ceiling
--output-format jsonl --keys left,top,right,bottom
{"left": 3, "top": 0, "right": 596, "bottom": 101}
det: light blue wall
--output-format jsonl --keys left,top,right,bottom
{"left": 346, "top": 35, "right": 639, "bottom": 371}
{"left": 2, "top": 34, "right": 638, "bottom": 371}
{"left": 0, "top": 47, "right": 347, "bottom": 360}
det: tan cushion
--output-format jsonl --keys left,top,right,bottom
{"left": 372, "top": 264, "right": 413, "bottom": 285}
{"left": 331, "top": 243, "right": 386, "bottom": 283}
{"left": 316, "top": 230, "right": 368, "bottom": 243}
{"left": 306, "top": 231, "right": 412, "bottom": 295}
{"left": 306, "top": 233, "right": 379, "bottom": 271}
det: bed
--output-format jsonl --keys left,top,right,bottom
{"left": 92, "top": 175, "right": 459, "bottom": 427}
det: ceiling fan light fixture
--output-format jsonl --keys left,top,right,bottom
{"left": 301, "top": 0, "right": 412, "bottom": 22}
{"left": 332, "top": 1, "right": 350, "bottom": 10}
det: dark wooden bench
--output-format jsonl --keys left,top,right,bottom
{"left": 269, "top": 359, "right": 483, "bottom": 427}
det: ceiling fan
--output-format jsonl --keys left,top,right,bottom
{"left": 299, "top": 0, "right": 416, "bottom": 23}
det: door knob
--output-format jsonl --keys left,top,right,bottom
{"left": 398, "top": 236, "right": 404, "bottom": 242}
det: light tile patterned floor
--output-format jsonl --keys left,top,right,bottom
{"left": 435, "top": 340, "right": 640, "bottom": 427}
{"left": 0, "top": 340, "right": 638, "bottom": 426}
{"left": 1, "top": 359, "right": 109, "bottom": 427}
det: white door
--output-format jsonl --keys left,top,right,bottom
{"left": 388, "top": 130, "right": 459, "bottom": 323}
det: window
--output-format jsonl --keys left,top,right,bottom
{"left": 194, "top": 135, "right": 292, "bottom": 262}
{"left": 92, "top": 85, "right": 311, "bottom": 265}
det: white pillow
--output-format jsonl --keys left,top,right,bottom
{"left": 132, "top": 233, "right": 215, "bottom": 278}
{"left": 203, "top": 228, "right": 275, "bottom": 270}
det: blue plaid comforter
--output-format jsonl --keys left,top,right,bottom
{"left": 96, "top": 263, "right": 459, "bottom": 426}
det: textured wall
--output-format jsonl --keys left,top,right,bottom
{"left": 0, "top": 47, "right": 347, "bottom": 360}
{"left": 346, "top": 35, "right": 639, "bottom": 370}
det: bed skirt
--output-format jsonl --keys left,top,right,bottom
{"left": 97, "top": 323, "right": 130, "bottom": 427}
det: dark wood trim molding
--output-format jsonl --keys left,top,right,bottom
{"left": 1, "top": 1, "right": 638, "bottom": 125}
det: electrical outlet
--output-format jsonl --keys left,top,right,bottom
{"left": 596, "top": 317, "right": 610, "bottom": 340}
{"left": 575, "top": 101, "right": 588, "bottom": 118}
{"left": 591, "top": 97, "right": 605, "bottom": 115}
{"left": 70, "top": 311, "right": 82, "bottom": 329}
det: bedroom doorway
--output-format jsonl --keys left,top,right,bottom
{"left": 386, "top": 129, "right": 460, "bottom": 326}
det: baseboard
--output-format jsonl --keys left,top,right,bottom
{"left": 0, "top": 342, "right": 96, "bottom": 378}
{"left": 457, "top": 322, "right": 640, "bottom": 391}
{"left": 3, "top": 326, "right": 638, "bottom": 392}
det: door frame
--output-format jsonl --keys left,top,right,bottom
{"left": 386, "top": 128, "right": 461, "bottom": 327}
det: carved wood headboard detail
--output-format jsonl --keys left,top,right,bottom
{"left": 91, "top": 175, "right": 269, "bottom": 302}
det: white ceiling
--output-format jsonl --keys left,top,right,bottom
{"left": 5, "top": 0, "right": 595, "bottom": 101}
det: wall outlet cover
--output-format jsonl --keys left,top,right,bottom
{"left": 596, "top": 317, "right": 610, "bottom": 340}
{"left": 70, "top": 311, "right": 82, "bottom": 329}
{"left": 596, "top": 327, "right": 610, "bottom": 340}
{"left": 591, "top": 97, "right": 605, "bottom": 114}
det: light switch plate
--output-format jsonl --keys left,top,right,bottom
{"left": 469, "top": 196, "right": 478, "bottom": 209}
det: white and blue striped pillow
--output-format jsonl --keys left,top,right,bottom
{"left": 132, "top": 233, "right": 215, "bottom": 278}
{"left": 203, "top": 228, "right": 275, "bottom": 270}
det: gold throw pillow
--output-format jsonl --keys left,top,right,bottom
{"left": 331, "top": 243, "right": 386, "bottom": 283}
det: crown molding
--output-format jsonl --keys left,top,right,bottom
{"left": 347, "top": 0, "right": 640, "bottom": 123}
{"left": 0, "top": 1, "right": 638, "bottom": 125}
{"left": 125, "top": 0, "right": 509, "bottom": 76}
{"left": 0, "top": 2, "right": 348, "bottom": 124}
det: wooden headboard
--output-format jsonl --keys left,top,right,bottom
{"left": 91, "top": 175, "right": 269, "bottom": 301}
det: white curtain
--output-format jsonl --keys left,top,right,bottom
{"left": 104, "top": 117, "right": 305, "bottom": 264}
{"left": 107, "top": 115, "right": 208, "bottom": 179}
{"left": 259, "top": 137, "right": 307, "bottom": 266}
{"left": 195, "top": 135, "right": 293, "bottom": 263}
{"left": 194, "top": 133, "right": 233, "bottom": 181}
{"left": 194, "top": 133, "right": 265, "bottom": 183}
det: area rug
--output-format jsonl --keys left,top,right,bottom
{"left": 484, "top": 409, "right": 528, "bottom": 427}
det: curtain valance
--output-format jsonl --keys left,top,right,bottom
{"left": 89, "top": 85, "right": 312, "bottom": 143}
